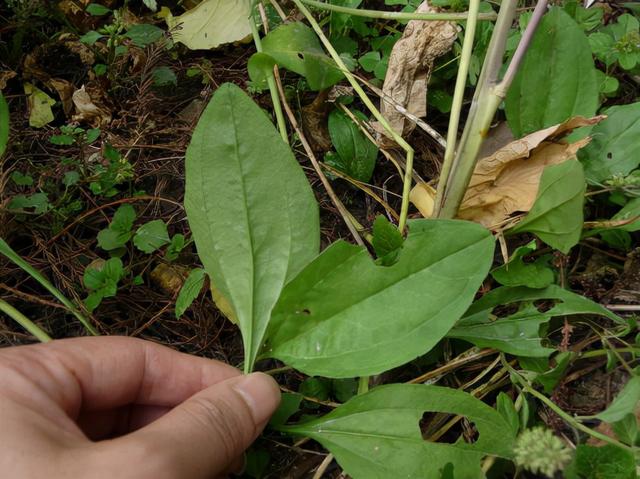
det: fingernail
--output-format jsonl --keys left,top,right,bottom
{"left": 233, "top": 372, "right": 281, "bottom": 424}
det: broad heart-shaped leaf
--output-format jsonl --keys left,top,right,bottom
{"left": 261, "top": 22, "right": 344, "bottom": 91}
{"left": 510, "top": 160, "right": 586, "bottom": 254}
{"left": 327, "top": 108, "right": 378, "bottom": 182}
{"left": 578, "top": 102, "right": 640, "bottom": 183}
{"left": 505, "top": 7, "right": 599, "bottom": 138}
{"left": 169, "top": 0, "right": 252, "bottom": 50}
{"left": 264, "top": 219, "right": 494, "bottom": 378}
{"left": 453, "top": 284, "right": 624, "bottom": 357}
{"left": 184, "top": 83, "right": 319, "bottom": 372}
{"left": 279, "top": 384, "right": 515, "bottom": 479}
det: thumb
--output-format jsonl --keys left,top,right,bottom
{"left": 108, "top": 373, "right": 280, "bottom": 479}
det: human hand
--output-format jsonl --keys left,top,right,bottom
{"left": 0, "top": 336, "right": 281, "bottom": 479}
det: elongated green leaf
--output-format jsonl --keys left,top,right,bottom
{"left": 261, "top": 22, "right": 344, "bottom": 90}
{"left": 448, "top": 305, "right": 555, "bottom": 357}
{"left": 0, "top": 92, "right": 8, "bottom": 158}
{"left": 175, "top": 268, "right": 206, "bottom": 318}
{"left": 0, "top": 238, "right": 97, "bottom": 335}
{"left": 280, "top": 384, "right": 515, "bottom": 479}
{"left": 327, "top": 109, "right": 378, "bottom": 182}
{"left": 596, "top": 376, "right": 640, "bottom": 423}
{"left": 505, "top": 8, "right": 599, "bottom": 138}
{"left": 184, "top": 83, "right": 319, "bottom": 372}
{"left": 454, "top": 284, "right": 623, "bottom": 357}
{"left": 265, "top": 219, "right": 494, "bottom": 377}
{"left": 511, "top": 160, "right": 586, "bottom": 254}
{"left": 578, "top": 102, "right": 640, "bottom": 183}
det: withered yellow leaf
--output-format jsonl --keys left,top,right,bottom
{"left": 168, "top": 0, "right": 252, "bottom": 51}
{"left": 411, "top": 116, "right": 604, "bottom": 229}
{"left": 457, "top": 116, "right": 603, "bottom": 228}
{"left": 24, "top": 83, "right": 55, "bottom": 128}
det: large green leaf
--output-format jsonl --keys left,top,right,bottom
{"left": 452, "top": 284, "right": 623, "bottom": 357}
{"left": 265, "top": 219, "right": 494, "bottom": 377}
{"left": 279, "top": 384, "right": 515, "bottom": 479}
{"left": 326, "top": 108, "right": 378, "bottom": 182}
{"left": 260, "top": 22, "right": 344, "bottom": 90}
{"left": 184, "top": 83, "right": 319, "bottom": 372}
{"left": 505, "top": 8, "right": 599, "bottom": 138}
{"left": 578, "top": 102, "right": 640, "bottom": 183}
{"left": 510, "top": 160, "right": 586, "bottom": 254}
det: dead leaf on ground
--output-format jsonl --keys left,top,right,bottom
{"left": 150, "top": 263, "right": 190, "bottom": 296}
{"left": 411, "top": 116, "right": 605, "bottom": 228}
{"left": 0, "top": 70, "right": 17, "bottom": 90}
{"left": 375, "top": 1, "right": 458, "bottom": 146}
{"left": 24, "top": 82, "right": 56, "bottom": 128}
{"left": 167, "top": 0, "right": 252, "bottom": 50}
{"left": 301, "top": 90, "right": 332, "bottom": 152}
{"left": 72, "top": 84, "right": 112, "bottom": 127}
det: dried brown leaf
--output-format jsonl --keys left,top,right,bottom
{"left": 0, "top": 70, "right": 17, "bottom": 90}
{"left": 376, "top": 1, "right": 458, "bottom": 146}
{"left": 411, "top": 116, "right": 604, "bottom": 228}
{"left": 457, "top": 117, "right": 604, "bottom": 228}
{"left": 72, "top": 85, "right": 112, "bottom": 127}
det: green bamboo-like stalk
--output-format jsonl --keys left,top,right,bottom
{"left": 440, "top": 0, "right": 481, "bottom": 195}
{"left": 301, "top": 0, "right": 497, "bottom": 22}
{"left": 435, "top": 0, "right": 549, "bottom": 218}
{"left": 0, "top": 299, "right": 52, "bottom": 342}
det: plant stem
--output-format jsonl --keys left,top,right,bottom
{"left": 250, "top": 17, "right": 288, "bottom": 145}
{"left": 300, "top": 0, "right": 497, "bottom": 22}
{"left": 502, "top": 355, "right": 634, "bottom": 452}
{"left": 435, "top": 0, "right": 548, "bottom": 218}
{"left": 440, "top": 0, "right": 481, "bottom": 201}
{"left": 0, "top": 299, "right": 52, "bottom": 342}
{"left": 292, "top": 0, "right": 415, "bottom": 232}
{"left": 358, "top": 376, "right": 370, "bottom": 394}
{"left": 0, "top": 238, "right": 98, "bottom": 335}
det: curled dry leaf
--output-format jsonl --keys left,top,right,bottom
{"left": 376, "top": 1, "right": 458, "bottom": 146}
{"left": 72, "top": 85, "right": 112, "bottom": 127}
{"left": 150, "top": 263, "right": 191, "bottom": 296}
{"left": 411, "top": 116, "right": 604, "bottom": 228}
{"left": 0, "top": 70, "right": 17, "bottom": 90}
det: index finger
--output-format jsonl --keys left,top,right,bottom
{"left": 0, "top": 336, "right": 240, "bottom": 418}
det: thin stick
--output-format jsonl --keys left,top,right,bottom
{"left": 0, "top": 299, "right": 52, "bottom": 342}
{"left": 407, "top": 348, "right": 496, "bottom": 384}
{"left": 312, "top": 454, "right": 335, "bottom": 479}
{"left": 301, "top": 0, "right": 498, "bottom": 21}
{"left": 439, "top": 0, "right": 481, "bottom": 203}
{"left": 273, "top": 63, "right": 365, "bottom": 246}
{"left": 293, "top": 0, "right": 415, "bottom": 233}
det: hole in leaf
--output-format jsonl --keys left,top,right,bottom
{"left": 607, "top": 152, "right": 613, "bottom": 159}
{"left": 297, "top": 52, "right": 304, "bottom": 60}
{"left": 533, "top": 299, "right": 554, "bottom": 313}
{"left": 301, "top": 308, "right": 311, "bottom": 315}
{"left": 420, "top": 412, "right": 479, "bottom": 444}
